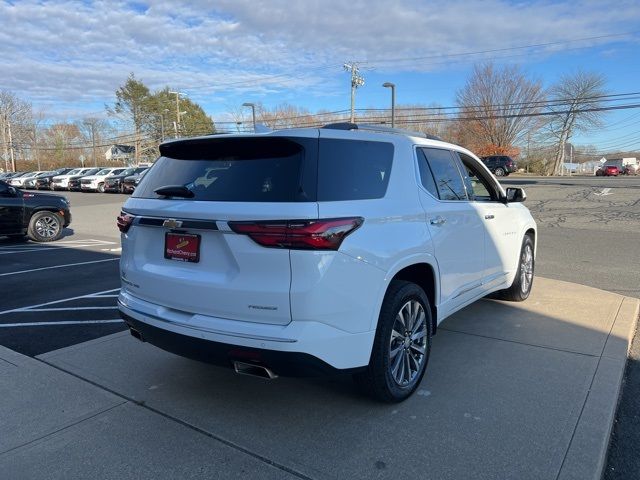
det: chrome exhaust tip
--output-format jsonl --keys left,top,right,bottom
{"left": 233, "top": 361, "right": 278, "bottom": 380}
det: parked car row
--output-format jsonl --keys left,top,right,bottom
{"left": 0, "top": 166, "right": 149, "bottom": 194}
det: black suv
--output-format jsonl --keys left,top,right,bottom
{"left": 0, "top": 180, "right": 71, "bottom": 242}
{"left": 480, "top": 155, "right": 517, "bottom": 177}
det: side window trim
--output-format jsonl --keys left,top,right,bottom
{"left": 414, "top": 147, "right": 439, "bottom": 200}
{"left": 414, "top": 146, "right": 469, "bottom": 202}
{"left": 449, "top": 150, "right": 472, "bottom": 201}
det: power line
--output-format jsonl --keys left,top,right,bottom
{"left": 358, "top": 32, "right": 638, "bottom": 66}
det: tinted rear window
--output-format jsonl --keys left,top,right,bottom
{"left": 134, "top": 137, "right": 317, "bottom": 202}
{"left": 134, "top": 136, "right": 393, "bottom": 202}
{"left": 318, "top": 139, "right": 393, "bottom": 201}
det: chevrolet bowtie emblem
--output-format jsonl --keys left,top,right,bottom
{"left": 163, "top": 219, "right": 183, "bottom": 229}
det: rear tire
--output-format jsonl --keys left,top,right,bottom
{"left": 354, "top": 280, "right": 433, "bottom": 403}
{"left": 493, "top": 235, "right": 534, "bottom": 302}
{"left": 27, "top": 211, "right": 63, "bottom": 242}
{"left": 97, "top": 183, "right": 105, "bottom": 193}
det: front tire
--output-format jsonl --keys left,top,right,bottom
{"left": 27, "top": 211, "right": 63, "bottom": 242}
{"left": 354, "top": 280, "right": 433, "bottom": 402}
{"left": 494, "top": 167, "right": 506, "bottom": 177}
{"left": 494, "top": 235, "right": 535, "bottom": 301}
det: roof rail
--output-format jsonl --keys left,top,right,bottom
{"left": 321, "top": 122, "right": 442, "bottom": 141}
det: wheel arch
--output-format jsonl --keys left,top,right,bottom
{"left": 386, "top": 261, "right": 439, "bottom": 335}
{"left": 31, "top": 206, "right": 65, "bottom": 216}
{"left": 523, "top": 225, "right": 537, "bottom": 257}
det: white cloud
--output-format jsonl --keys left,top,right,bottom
{"left": 0, "top": 0, "right": 638, "bottom": 116}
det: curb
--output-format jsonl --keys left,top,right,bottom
{"left": 557, "top": 297, "right": 640, "bottom": 480}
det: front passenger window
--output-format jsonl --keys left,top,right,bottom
{"left": 456, "top": 152, "right": 498, "bottom": 201}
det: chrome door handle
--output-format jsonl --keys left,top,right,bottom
{"left": 430, "top": 216, "right": 446, "bottom": 226}
{"left": 484, "top": 214, "right": 495, "bottom": 220}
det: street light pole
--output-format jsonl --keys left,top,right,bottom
{"left": 242, "top": 103, "right": 256, "bottom": 132}
{"left": 382, "top": 82, "right": 396, "bottom": 128}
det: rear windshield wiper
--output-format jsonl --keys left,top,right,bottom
{"left": 154, "top": 185, "right": 194, "bottom": 198}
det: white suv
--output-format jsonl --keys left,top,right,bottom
{"left": 117, "top": 124, "right": 537, "bottom": 402}
{"left": 81, "top": 167, "right": 127, "bottom": 192}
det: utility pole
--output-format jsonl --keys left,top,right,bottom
{"left": 7, "top": 118, "right": 15, "bottom": 172}
{"left": 84, "top": 119, "right": 98, "bottom": 166}
{"left": 33, "top": 126, "right": 40, "bottom": 170}
{"left": 343, "top": 62, "right": 365, "bottom": 123}
{"left": 169, "top": 91, "right": 185, "bottom": 138}
{"left": 1, "top": 113, "right": 9, "bottom": 172}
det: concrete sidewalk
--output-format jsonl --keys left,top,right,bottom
{"left": 1, "top": 277, "right": 638, "bottom": 480}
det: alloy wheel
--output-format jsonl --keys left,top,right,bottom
{"left": 35, "top": 215, "right": 60, "bottom": 239}
{"left": 389, "top": 300, "right": 428, "bottom": 386}
{"left": 520, "top": 244, "right": 534, "bottom": 294}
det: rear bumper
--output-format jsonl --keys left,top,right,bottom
{"left": 120, "top": 312, "right": 363, "bottom": 377}
{"left": 117, "top": 290, "right": 375, "bottom": 374}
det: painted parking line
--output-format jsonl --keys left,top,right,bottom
{"left": 0, "top": 238, "right": 113, "bottom": 250}
{"left": 0, "top": 319, "right": 122, "bottom": 328}
{"left": 0, "top": 258, "right": 120, "bottom": 277}
{"left": 0, "top": 288, "right": 121, "bottom": 316}
{"left": 0, "top": 239, "right": 117, "bottom": 255}
{"left": 0, "top": 238, "right": 114, "bottom": 249}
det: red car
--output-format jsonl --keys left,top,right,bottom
{"left": 596, "top": 165, "right": 620, "bottom": 176}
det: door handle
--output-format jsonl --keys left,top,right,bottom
{"left": 430, "top": 216, "right": 446, "bottom": 226}
{"left": 484, "top": 214, "right": 495, "bottom": 220}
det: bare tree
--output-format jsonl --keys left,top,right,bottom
{"left": 0, "top": 90, "right": 33, "bottom": 172}
{"left": 77, "top": 117, "right": 113, "bottom": 167}
{"left": 41, "top": 123, "right": 83, "bottom": 168}
{"left": 455, "top": 63, "right": 545, "bottom": 156}
{"left": 545, "top": 71, "right": 607, "bottom": 175}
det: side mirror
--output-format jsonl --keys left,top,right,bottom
{"left": 505, "top": 187, "right": 526, "bottom": 203}
{"left": 0, "top": 184, "right": 16, "bottom": 196}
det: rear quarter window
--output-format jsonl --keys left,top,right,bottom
{"left": 318, "top": 139, "right": 393, "bottom": 201}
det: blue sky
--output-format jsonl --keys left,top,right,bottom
{"left": 1, "top": 0, "right": 639, "bottom": 151}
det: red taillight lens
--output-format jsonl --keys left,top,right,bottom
{"left": 229, "top": 217, "right": 363, "bottom": 250}
{"left": 117, "top": 212, "right": 135, "bottom": 233}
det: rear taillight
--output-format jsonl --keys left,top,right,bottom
{"left": 228, "top": 217, "right": 363, "bottom": 250}
{"left": 117, "top": 212, "right": 135, "bottom": 233}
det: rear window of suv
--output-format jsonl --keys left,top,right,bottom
{"left": 135, "top": 137, "right": 316, "bottom": 202}
{"left": 134, "top": 136, "right": 394, "bottom": 202}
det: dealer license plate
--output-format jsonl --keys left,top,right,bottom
{"left": 164, "top": 232, "right": 200, "bottom": 263}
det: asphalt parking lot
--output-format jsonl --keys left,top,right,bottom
{"left": 1, "top": 179, "right": 639, "bottom": 479}
{"left": 0, "top": 192, "right": 127, "bottom": 356}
